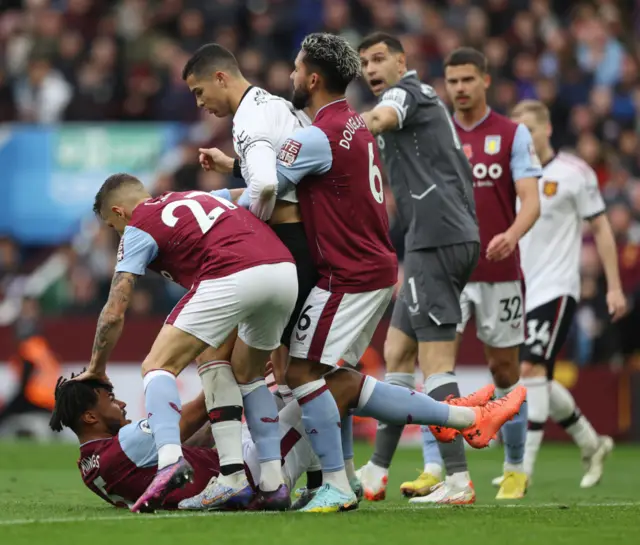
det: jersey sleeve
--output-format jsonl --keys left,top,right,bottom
{"left": 118, "top": 420, "right": 159, "bottom": 468}
{"left": 114, "top": 226, "right": 158, "bottom": 276}
{"left": 576, "top": 165, "right": 606, "bottom": 219}
{"left": 510, "top": 124, "right": 543, "bottom": 182}
{"left": 210, "top": 188, "right": 232, "bottom": 201}
{"left": 377, "top": 82, "right": 418, "bottom": 130}
{"left": 276, "top": 125, "right": 333, "bottom": 186}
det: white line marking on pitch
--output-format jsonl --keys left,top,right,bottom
{"left": 2, "top": 502, "right": 640, "bottom": 527}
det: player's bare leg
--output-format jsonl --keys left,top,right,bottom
{"left": 231, "top": 337, "right": 289, "bottom": 509}
{"left": 132, "top": 324, "right": 210, "bottom": 512}
{"left": 271, "top": 345, "right": 295, "bottom": 404}
{"left": 358, "top": 327, "right": 422, "bottom": 501}
{"left": 412, "top": 335, "right": 475, "bottom": 504}
{"left": 486, "top": 344, "right": 528, "bottom": 500}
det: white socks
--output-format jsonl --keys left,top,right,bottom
{"left": 549, "top": 380, "right": 599, "bottom": 456}
{"left": 445, "top": 406, "right": 476, "bottom": 429}
{"left": 158, "top": 444, "right": 183, "bottom": 470}
{"left": 522, "top": 376, "right": 549, "bottom": 477}
{"left": 324, "top": 469, "right": 353, "bottom": 495}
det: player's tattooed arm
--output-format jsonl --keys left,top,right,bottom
{"left": 88, "top": 272, "right": 138, "bottom": 375}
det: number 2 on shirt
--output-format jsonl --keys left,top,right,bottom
{"left": 161, "top": 191, "right": 237, "bottom": 234}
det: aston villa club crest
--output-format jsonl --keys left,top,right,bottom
{"left": 463, "top": 143, "right": 473, "bottom": 160}
{"left": 484, "top": 135, "right": 501, "bottom": 155}
{"left": 543, "top": 180, "right": 558, "bottom": 197}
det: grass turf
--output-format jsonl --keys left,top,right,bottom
{"left": 1, "top": 441, "right": 639, "bottom": 545}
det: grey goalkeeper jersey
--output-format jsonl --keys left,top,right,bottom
{"left": 376, "top": 71, "right": 479, "bottom": 251}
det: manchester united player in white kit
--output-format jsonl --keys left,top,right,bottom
{"left": 495, "top": 99, "right": 626, "bottom": 489}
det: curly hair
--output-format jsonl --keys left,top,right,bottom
{"left": 300, "top": 33, "right": 361, "bottom": 94}
{"left": 49, "top": 371, "right": 113, "bottom": 433}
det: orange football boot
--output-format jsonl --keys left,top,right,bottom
{"left": 429, "top": 384, "right": 496, "bottom": 443}
{"left": 461, "top": 385, "right": 527, "bottom": 449}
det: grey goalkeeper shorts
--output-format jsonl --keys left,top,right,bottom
{"left": 391, "top": 241, "right": 479, "bottom": 342}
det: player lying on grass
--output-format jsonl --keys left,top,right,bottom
{"left": 50, "top": 368, "right": 526, "bottom": 511}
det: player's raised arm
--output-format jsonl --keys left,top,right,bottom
{"left": 275, "top": 125, "right": 333, "bottom": 187}
{"left": 487, "top": 124, "right": 542, "bottom": 261}
{"left": 86, "top": 227, "right": 158, "bottom": 378}
{"left": 578, "top": 170, "right": 627, "bottom": 320}
{"left": 362, "top": 87, "right": 415, "bottom": 135}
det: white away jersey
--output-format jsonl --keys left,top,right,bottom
{"left": 232, "top": 86, "right": 310, "bottom": 204}
{"left": 519, "top": 151, "right": 605, "bottom": 310}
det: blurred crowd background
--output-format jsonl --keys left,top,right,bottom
{"left": 1, "top": 0, "right": 640, "bottom": 371}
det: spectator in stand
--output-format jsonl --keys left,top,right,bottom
{"left": 0, "top": 0, "right": 638, "bottom": 365}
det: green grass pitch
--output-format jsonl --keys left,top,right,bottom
{"left": 1, "top": 441, "right": 639, "bottom": 545}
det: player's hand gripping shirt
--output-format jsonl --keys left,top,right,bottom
{"left": 375, "top": 70, "right": 479, "bottom": 250}
{"left": 232, "top": 86, "right": 311, "bottom": 217}
{"left": 519, "top": 151, "right": 606, "bottom": 310}
{"left": 114, "top": 190, "right": 293, "bottom": 288}
{"left": 454, "top": 109, "right": 543, "bottom": 283}
{"left": 275, "top": 99, "right": 398, "bottom": 293}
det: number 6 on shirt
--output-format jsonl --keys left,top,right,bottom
{"left": 369, "top": 142, "right": 384, "bottom": 204}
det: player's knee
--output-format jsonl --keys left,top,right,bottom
{"left": 196, "top": 340, "right": 235, "bottom": 366}
{"left": 520, "top": 361, "right": 547, "bottom": 379}
{"left": 325, "top": 369, "right": 361, "bottom": 414}
{"left": 140, "top": 358, "right": 178, "bottom": 377}
{"left": 285, "top": 358, "right": 325, "bottom": 389}
{"left": 488, "top": 358, "right": 519, "bottom": 389}
{"left": 383, "top": 338, "right": 416, "bottom": 373}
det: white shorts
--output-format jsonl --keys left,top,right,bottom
{"left": 289, "top": 286, "right": 394, "bottom": 367}
{"left": 166, "top": 262, "right": 298, "bottom": 351}
{"left": 456, "top": 281, "right": 524, "bottom": 348}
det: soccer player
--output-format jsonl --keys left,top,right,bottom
{"left": 497, "top": 99, "right": 625, "bottom": 488}
{"left": 356, "top": 32, "right": 481, "bottom": 504}
{"left": 262, "top": 32, "right": 399, "bottom": 513}
{"left": 52, "top": 368, "right": 526, "bottom": 511}
{"left": 423, "top": 47, "right": 542, "bottom": 501}
{"left": 181, "top": 44, "right": 322, "bottom": 505}
{"left": 76, "top": 177, "right": 298, "bottom": 512}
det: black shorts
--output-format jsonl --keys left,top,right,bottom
{"left": 271, "top": 222, "right": 319, "bottom": 348}
{"left": 520, "top": 296, "right": 577, "bottom": 379}
{"left": 391, "top": 241, "right": 479, "bottom": 342}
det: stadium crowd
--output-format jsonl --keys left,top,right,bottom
{"left": 1, "top": 0, "right": 640, "bottom": 365}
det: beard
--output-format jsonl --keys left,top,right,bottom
{"left": 291, "top": 84, "right": 311, "bottom": 111}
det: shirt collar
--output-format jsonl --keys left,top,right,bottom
{"left": 315, "top": 97, "right": 347, "bottom": 119}
{"left": 453, "top": 106, "right": 491, "bottom": 132}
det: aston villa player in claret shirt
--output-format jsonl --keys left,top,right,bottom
{"left": 441, "top": 47, "right": 543, "bottom": 502}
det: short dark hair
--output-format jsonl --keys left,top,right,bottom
{"left": 444, "top": 47, "right": 488, "bottom": 74}
{"left": 182, "top": 43, "right": 240, "bottom": 81}
{"left": 49, "top": 373, "right": 113, "bottom": 434}
{"left": 93, "top": 173, "right": 143, "bottom": 217}
{"left": 300, "top": 33, "right": 361, "bottom": 94}
{"left": 357, "top": 32, "right": 404, "bottom": 54}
